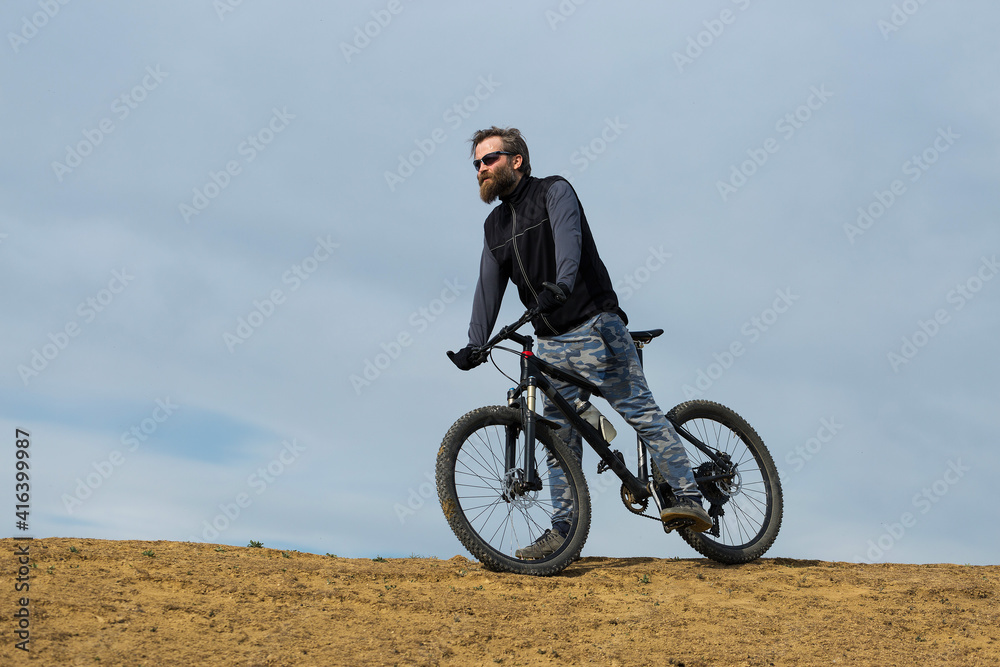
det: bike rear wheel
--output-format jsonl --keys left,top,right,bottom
{"left": 664, "top": 400, "right": 782, "bottom": 564}
{"left": 436, "top": 405, "right": 590, "bottom": 576}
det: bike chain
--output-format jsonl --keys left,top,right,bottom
{"left": 613, "top": 464, "right": 701, "bottom": 529}
{"left": 620, "top": 484, "right": 657, "bottom": 520}
{"left": 621, "top": 484, "right": 703, "bottom": 535}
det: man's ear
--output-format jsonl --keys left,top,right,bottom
{"left": 511, "top": 153, "right": 523, "bottom": 171}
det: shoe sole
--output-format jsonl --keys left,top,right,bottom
{"left": 660, "top": 508, "right": 713, "bottom": 533}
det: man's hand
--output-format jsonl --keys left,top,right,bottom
{"left": 447, "top": 345, "right": 485, "bottom": 371}
{"left": 536, "top": 282, "right": 569, "bottom": 314}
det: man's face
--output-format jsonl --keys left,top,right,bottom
{"left": 474, "top": 136, "right": 520, "bottom": 204}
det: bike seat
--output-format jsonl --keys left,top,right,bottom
{"left": 629, "top": 329, "right": 664, "bottom": 344}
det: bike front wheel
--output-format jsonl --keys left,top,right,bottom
{"left": 665, "top": 400, "right": 783, "bottom": 564}
{"left": 436, "top": 405, "right": 590, "bottom": 576}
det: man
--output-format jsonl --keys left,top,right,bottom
{"left": 448, "top": 126, "right": 712, "bottom": 559}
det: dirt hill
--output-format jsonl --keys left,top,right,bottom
{"left": 2, "top": 537, "right": 997, "bottom": 666}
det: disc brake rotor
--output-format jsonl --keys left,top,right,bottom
{"left": 502, "top": 469, "right": 522, "bottom": 502}
{"left": 695, "top": 460, "right": 738, "bottom": 506}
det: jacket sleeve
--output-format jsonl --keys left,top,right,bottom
{"left": 468, "top": 238, "right": 508, "bottom": 347}
{"left": 545, "top": 180, "right": 582, "bottom": 292}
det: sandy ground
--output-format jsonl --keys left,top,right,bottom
{"left": 2, "top": 537, "right": 998, "bottom": 666}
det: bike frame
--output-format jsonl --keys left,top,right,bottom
{"left": 492, "top": 311, "right": 731, "bottom": 503}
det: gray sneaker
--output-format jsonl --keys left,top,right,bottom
{"left": 662, "top": 496, "right": 713, "bottom": 533}
{"left": 514, "top": 529, "right": 565, "bottom": 559}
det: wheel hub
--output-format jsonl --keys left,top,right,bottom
{"left": 502, "top": 468, "right": 523, "bottom": 502}
{"left": 695, "top": 459, "right": 738, "bottom": 506}
{"left": 502, "top": 468, "right": 541, "bottom": 503}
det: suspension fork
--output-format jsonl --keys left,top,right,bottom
{"left": 520, "top": 376, "right": 542, "bottom": 491}
{"left": 503, "top": 375, "right": 543, "bottom": 494}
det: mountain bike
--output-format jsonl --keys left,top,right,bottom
{"left": 437, "top": 298, "right": 783, "bottom": 576}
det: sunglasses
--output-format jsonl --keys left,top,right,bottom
{"left": 473, "top": 151, "right": 514, "bottom": 170}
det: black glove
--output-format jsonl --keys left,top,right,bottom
{"left": 447, "top": 345, "right": 485, "bottom": 371}
{"left": 535, "top": 282, "right": 569, "bottom": 314}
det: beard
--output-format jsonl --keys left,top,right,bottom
{"left": 478, "top": 162, "right": 518, "bottom": 204}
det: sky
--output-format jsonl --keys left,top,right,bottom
{"left": 2, "top": 1, "right": 998, "bottom": 566}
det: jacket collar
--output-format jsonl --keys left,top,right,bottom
{"left": 500, "top": 173, "right": 532, "bottom": 206}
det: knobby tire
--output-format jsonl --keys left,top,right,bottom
{"left": 436, "top": 406, "right": 591, "bottom": 576}
{"left": 665, "top": 400, "right": 783, "bottom": 564}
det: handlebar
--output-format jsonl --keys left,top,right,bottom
{"left": 466, "top": 282, "right": 566, "bottom": 365}
{"left": 471, "top": 307, "right": 538, "bottom": 363}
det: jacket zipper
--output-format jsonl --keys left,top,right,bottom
{"left": 509, "top": 202, "right": 558, "bottom": 335}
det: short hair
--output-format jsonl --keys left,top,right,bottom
{"left": 469, "top": 126, "right": 531, "bottom": 178}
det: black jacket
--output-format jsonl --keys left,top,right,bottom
{"left": 469, "top": 175, "right": 626, "bottom": 343}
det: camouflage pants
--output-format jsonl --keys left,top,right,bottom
{"left": 536, "top": 312, "right": 701, "bottom": 534}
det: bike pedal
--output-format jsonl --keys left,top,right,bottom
{"left": 662, "top": 518, "right": 694, "bottom": 534}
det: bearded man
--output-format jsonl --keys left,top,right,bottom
{"left": 448, "top": 126, "right": 712, "bottom": 559}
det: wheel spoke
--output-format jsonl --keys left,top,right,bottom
{"left": 438, "top": 407, "right": 590, "bottom": 574}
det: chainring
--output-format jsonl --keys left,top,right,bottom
{"left": 620, "top": 484, "right": 649, "bottom": 515}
